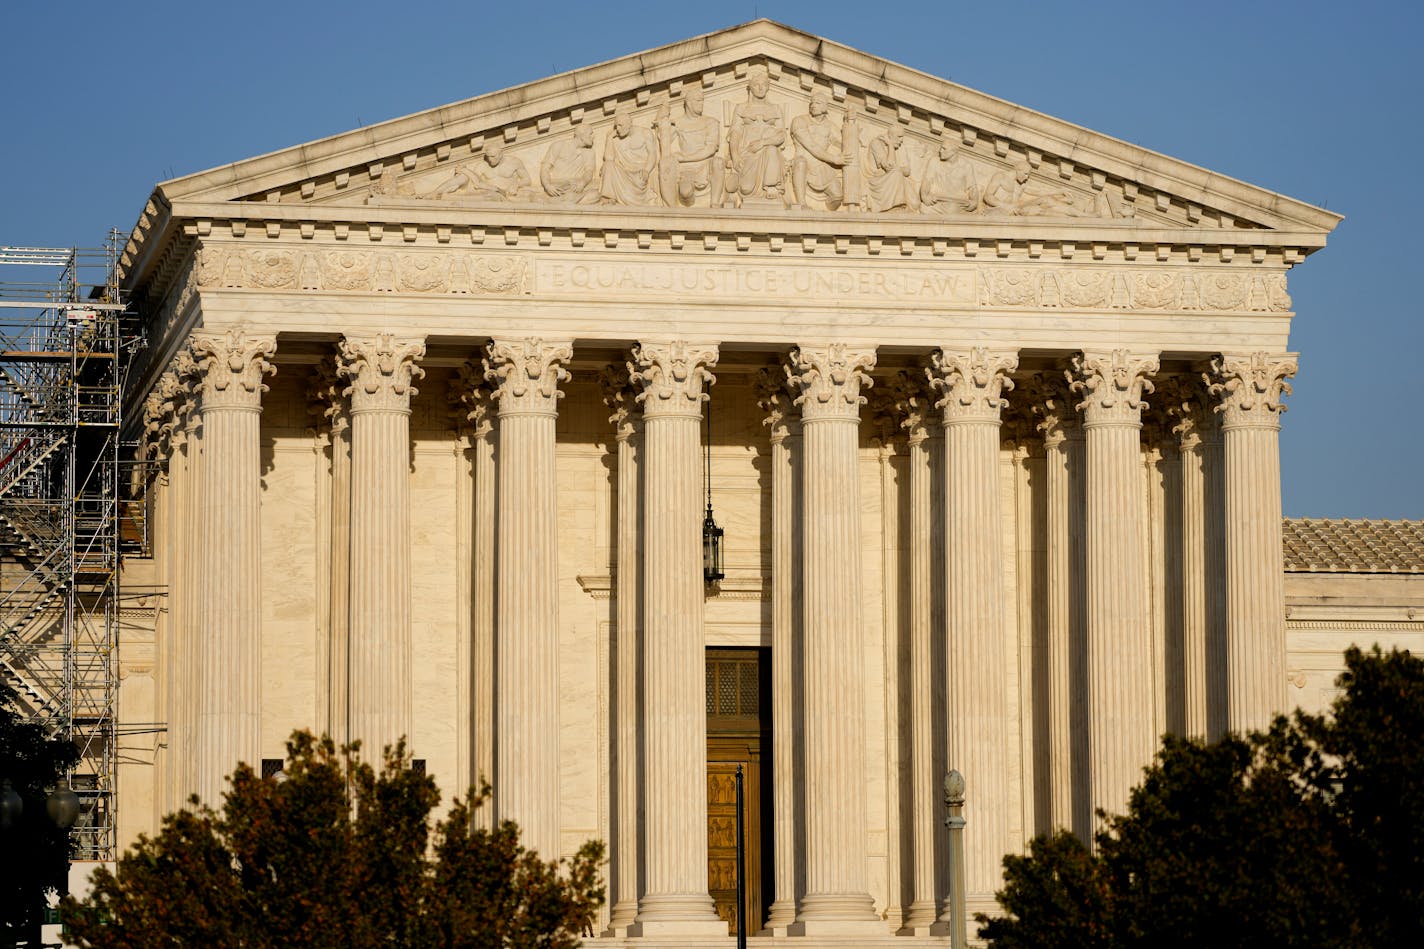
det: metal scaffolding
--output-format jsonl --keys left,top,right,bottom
{"left": 0, "top": 235, "right": 137, "bottom": 860}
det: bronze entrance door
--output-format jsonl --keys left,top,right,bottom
{"left": 705, "top": 647, "right": 772, "bottom": 935}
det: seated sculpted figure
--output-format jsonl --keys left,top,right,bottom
{"left": 981, "top": 160, "right": 1098, "bottom": 216}
{"left": 425, "top": 142, "right": 536, "bottom": 202}
{"left": 865, "top": 127, "right": 920, "bottom": 213}
{"left": 654, "top": 86, "right": 724, "bottom": 207}
{"left": 540, "top": 123, "right": 597, "bottom": 201}
{"left": 727, "top": 65, "right": 787, "bottom": 204}
{"left": 595, "top": 107, "right": 661, "bottom": 206}
{"left": 920, "top": 141, "right": 979, "bottom": 215}
{"left": 789, "top": 93, "right": 845, "bottom": 210}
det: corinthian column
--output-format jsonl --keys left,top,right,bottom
{"left": 785, "top": 343, "right": 882, "bottom": 937}
{"left": 928, "top": 347, "right": 1018, "bottom": 924}
{"left": 756, "top": 368, "right": 800, "bottom": 935}
{"left": 450, "top": 362, "right": 496, "bottom": 824}
{"left": 1208, "top": 353, "right": 1297, "bottom": 731}
{"left": 1069, "top": 350, "right": 1158, "bottom": 824}
{"left": 338, "top": 334, "right": 425, "bottom": 756}
{"left": 627, "top": 340, "right": 724, "bottom": 937}
{"left": 1031, "top": 375, "right": 1086, "bottom": 836}
{"left": 1160, "top": 379, "right": 1211, "bottom": 738}
{"left": 484, "top": 337, "right": 571, "bottom": 861}
{"left": 189, "top": 328, "right": 275, "bottom": 805}
{"left": 600, "top": 365, "right": 642, "bottom": 935}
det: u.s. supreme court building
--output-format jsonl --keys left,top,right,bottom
{"left": 113, "top": 19, "right": 1424, "bottom": 945}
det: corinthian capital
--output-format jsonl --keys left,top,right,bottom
{"left": 786, "top": 344, "right": 877, "bottom": 422}
{"left": 1206, "top": 352, "right": 1298, "bottom": 430}
{"left": 630, "top": 340, "right": 718, "bottom": 419}
{"left": 599, "top": 363, "right": 640, "bottom": 440}
{"left": 1068, "top": 350, "right": 1158, "bottom": 427}
{"left": 1154, "top": 374, "right": 1212, "bottom": 449}
{"left": 1019, "top": 372, "right": 1078, "bottom": 449}
{"left": 754, "top": 367, "right": 794, "bottom": 444}
{"left": 928, "top": 347, "right": 1018, "bottom": 425}
{"left": 188, "top": 328, "right": 277, "bottom": 411}
{"left": 448, "top": 359, "right": 496, "bottom": 441}
{"left": 884, "top": 369, "right": 937, "bottom": 445}
{"left": 306, "top": 357, "right": 349, "bottom": 440}
{"left": 338, "top": 334, "right": 426, "bottom": 415}
{"left": 484, "top": 337, "right": 572, "bottom": 417}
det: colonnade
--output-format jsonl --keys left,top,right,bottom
{"left": 143, "top": 328, "right": 1297, "bottom": 936}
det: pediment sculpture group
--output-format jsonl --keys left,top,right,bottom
{"left": 376, "top": 66, "right": 1123, "bottom": 219}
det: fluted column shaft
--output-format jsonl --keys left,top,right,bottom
{"left": 1071, "top": 350, "right": 1158, "bottom": 824}
{"left": 1202, "top": 428, "right": 1228, "bottom": 738}
{"left": 485, "top": 337, "right": 570, "bottom": 861}
{"left": 1035, "top": 382, "right": 1083, "bottom": 834}
{"left": 308, "top": 362, "right": 351, "bottom": 746}
{"left": 756, "top": 371, "right": 800, "bottom": 934}
{"left": 450, "top": 363, "right": 496, "bottom": 823}
{"left": 930, "top": 348, "right": 1018, "bottom": 922}
{"left": 190, "top": 330, "right": 275, "bottom": 805}
{"left": 339, "top": 334, "right": 425, "bottom": 758}
{"left": 629, "top": 340, "right": 725, "bottom": 936}
{"left": 1173, "top": 403, "right": 1209, "bottom": 739}
{"left": 786, "top": 344, "right": 881, "bottom": 936}
{"left": 600, "top": 367, "right": 643, "bottom": 934}
{"left": 1210, "top": 354, "right": 1297, "bottom": 731}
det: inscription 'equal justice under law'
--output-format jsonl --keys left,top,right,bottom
{"left": 540, "top": 261, "right": 977, "bottom": 302}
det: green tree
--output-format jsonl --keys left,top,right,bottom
{"left": 61, "top": 731, "right": 604, "bottom": 948}
{"left": 0, "top": 683, "right": 81, "bottom": 948}
{"left": 980, "top": 645, "right": 1424, "bottom": 948}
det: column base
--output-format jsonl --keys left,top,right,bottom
{"left": 897, "top": 902, "right": 939, "bottom": 935}
{"left": 788, "top": 918, "right": 891, "bottom": 937}
{"left": 626, "top": 919, "right": 730, "bottom": 938}
{"left": 761, "top": 899, "right": 797, "bottom": 936}
{"left": 604, "top": 900, "right": 638, "bottom": 936}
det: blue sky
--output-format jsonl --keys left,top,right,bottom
{"left": 2, "top": 0, "right": 1418, "bottom": 518}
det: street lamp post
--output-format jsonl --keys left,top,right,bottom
{"left": 0, "top": 778, "right": 80, "bottom": 948}
{"left": 944, "top": 770, "right": 967, "bottom": 949}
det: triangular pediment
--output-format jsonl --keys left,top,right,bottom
{"left": 133, "top": 20, "right": 1338, "bottom": 278}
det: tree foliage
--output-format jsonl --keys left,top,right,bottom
{"left": 61, "top": 731, "right": 604, "bottom": 948}
{"left": 0, "top": 682, "right": 81, "bottom": 947}
{"left": 981, "top": 645, "right": 1424, "bottom": 948}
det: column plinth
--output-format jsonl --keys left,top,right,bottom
{"left": 929, "top": 347, "right": 1018, "bottom": 925}
{"left": 785, "top": 343, "right": 883, "bottom": 938}
{"left": 189, "top": 329, "right": 275, "bottom": 805}
{"left": 628, "top": 340, "right": 726, "bottom": 938}
{"left": 1070, "top": 350, "right": 1159, "bottom": 825}
{"left": 338, "top": 334, "right": 425, "bottom": 757}
{"left": 1208, "top": 353, "right": 1297, "bottom": 732}
{"left": 485, "top": 337, "right": 570, "bottom": 861}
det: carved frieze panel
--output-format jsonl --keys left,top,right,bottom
{"left": 193, "top": 247, "right": 531, "bottom": 295}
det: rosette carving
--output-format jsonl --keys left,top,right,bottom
{"left": 786, "top": 344, "right": 877, "bottom": 422}
{"left": 337, "top": 333, "right": 426, "bottom": 415}
{"left": 629, "top": 340, "right": 718, "bottom": 419}
{"left": 1206, "top": 352, "right": 1297, "bottom": 430}
{"left": 188, "top": 328, "right": 277, "bottom": 411}
{"left": 928, "top": 347, "right": 1018, "bottom": 424}
{"left": 484, "top": 337, "right": 572, "bottom": 416}
{"left": 1068, "top": 350, "right": 1158, "bottom": 426}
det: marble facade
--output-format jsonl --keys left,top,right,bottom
{"left": 110, "top": 20, "right": 1359, "bottom": 943}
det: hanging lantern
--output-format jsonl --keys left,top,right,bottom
{"left": 703, "top": 504, "right": 725, "bottom": 583}
{"left": 703, "top": 386, "right": 724, "bottom": 584}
